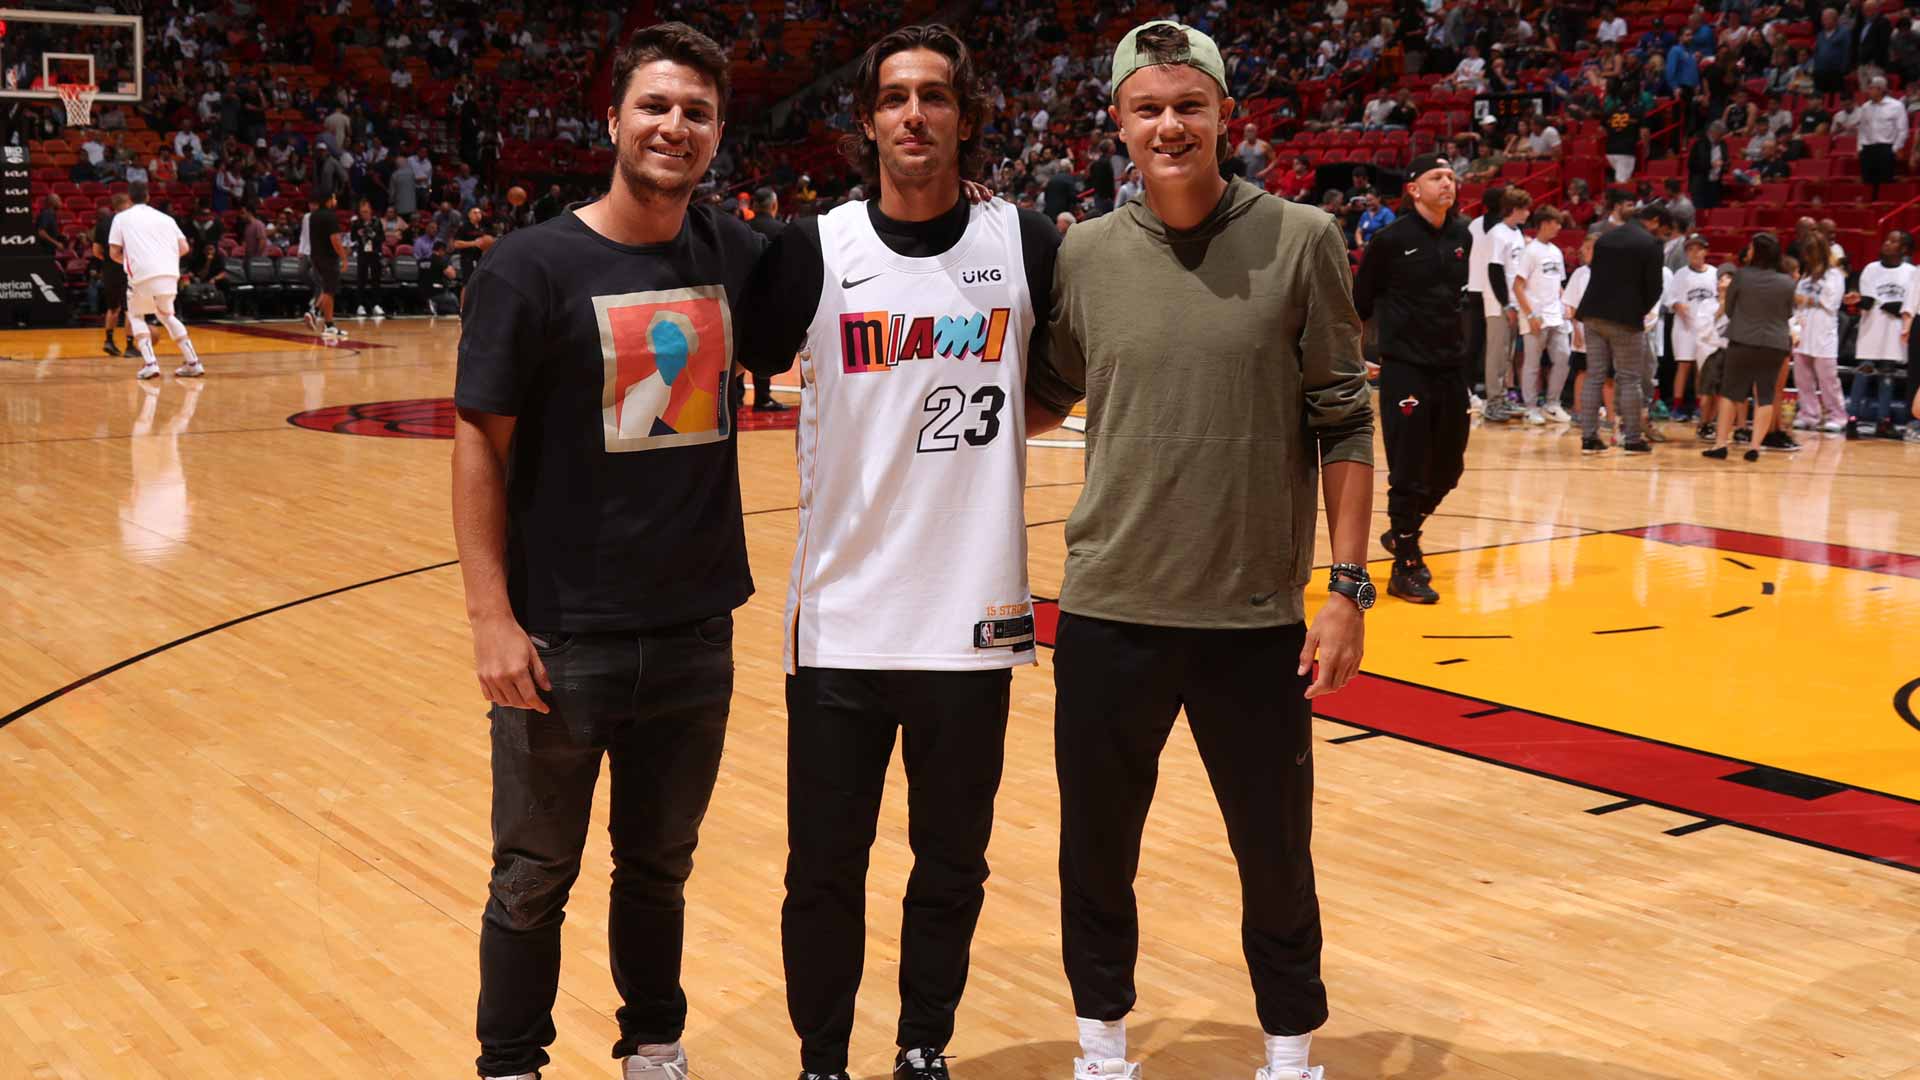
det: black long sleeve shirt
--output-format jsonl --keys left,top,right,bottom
{"left": 1579, "top": 220, "right": 1665, "bottom": 327}
{"left": 1352, "top": 207, "right": 1474, "bottom": 368}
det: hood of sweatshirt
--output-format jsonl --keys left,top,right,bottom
{"left": 1121, "top": 176, "right": 1267, "bottom": 246}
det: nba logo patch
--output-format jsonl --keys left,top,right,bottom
{"left": 595, "top": 285, "right": 733, "bottom": 453}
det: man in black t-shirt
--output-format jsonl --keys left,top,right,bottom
{"left": 350, "top": 199, "right": 387, "bottom": 317}
{"left": 451, "top": 23, "right": 760, "bottom": 1080}
{"left": 93, "top": 195, "right": 130, "bottom": 356}
{"left": 304, "top": 191, "right": 345, "bottom": 338}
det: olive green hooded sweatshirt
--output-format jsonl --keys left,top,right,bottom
{"left": 1033, "top": 177, "right": 1374, "bottom": 628}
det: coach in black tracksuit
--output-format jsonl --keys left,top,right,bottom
{"left": 1352, "top": 153, "right": 1473, "bottom": 604}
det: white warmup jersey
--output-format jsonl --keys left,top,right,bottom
{"left": 784, "top": 198, "right": 1037, "bottom": 673}
{"left": 1664, "top": 265, "right": 1719, "bottom": 361}
{"left": 1794, "top": 268, "right": 1844, "bottom": 358}
{"left": 1466, "top": 215, "right": 1489, "bottom": 296}
{"left": 1514, "top": 239, "right": 1566, "bottom": 325}
{"left": 1482, "top": 221, "right": 1524, "bottom": 317}
{"left": 1562, "top": 263, "right": 1591, "bottom": 351}
{"left": 1646, "top": 266, "right": 1673, "bottom": 358}
{"left": 107, "top": 204, "right": 185, "bottom": 288}
{"left": 1856, "top": 261, "right": 1915, "bottom": 361}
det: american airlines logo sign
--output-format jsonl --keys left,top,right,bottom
{"left": 2, "top": 147, "right": 24, "bottom": 165}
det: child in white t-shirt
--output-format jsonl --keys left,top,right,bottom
{"left": 1663, "top": 235, "right": 1719, "bottom": 422}
{"left": 1512, "top": 207, "right": 1574, "bottom": 424}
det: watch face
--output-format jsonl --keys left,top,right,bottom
{"left": 1356, "top": 580, "right": 1378, "bottom": 610}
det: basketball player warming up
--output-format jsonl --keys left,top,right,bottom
{"left": 1027, "top": 19, "right": 1374, "bottom": 1080}
{"left": 733, "top": 23, "right": 1060, "bottom": 1080}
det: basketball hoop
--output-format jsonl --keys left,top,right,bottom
{"left": 56, "top": 84, "right": 97, "bottom": 127}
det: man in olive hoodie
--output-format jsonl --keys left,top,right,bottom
{"left": 1027, "top": 19, "right": 1375, "bottom": 1080}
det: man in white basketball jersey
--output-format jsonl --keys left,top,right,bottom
{"left": 108, "top": 182, "right": 204, "bottom": 380}
{"left": 736, "top": 25, "right": 1058, "bottom": 1080}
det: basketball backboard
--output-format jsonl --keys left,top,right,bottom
{"left": 0, "top": 7, "right": 142, "bottom": 103}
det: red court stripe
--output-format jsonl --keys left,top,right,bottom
{"left": 1620, "top": 524, "right": 1920, "bottom": 579}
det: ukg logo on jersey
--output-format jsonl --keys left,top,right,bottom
{"left": 839, "top": 308, "right": 1012, "bottom": 373}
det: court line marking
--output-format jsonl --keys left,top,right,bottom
{"left": 0, "top": 560, "right": 458, "bottom": 732}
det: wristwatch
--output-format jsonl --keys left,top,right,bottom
{"left": 1328, "top": 563, "right": 1376, "bottom": 611}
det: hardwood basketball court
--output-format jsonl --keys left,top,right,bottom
{"left": 2, "top": 318, "right": 1916, "bottom": 1079}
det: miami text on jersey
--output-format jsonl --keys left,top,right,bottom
{"left": 838, "top": 307, "right": 1013, "bottom": 373}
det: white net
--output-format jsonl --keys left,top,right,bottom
{"left": 57, "top": 84, "right": 97, "bottom": 127}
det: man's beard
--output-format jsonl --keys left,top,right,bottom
{"left": 617, "top": 141, "right": 701, "bottom": 201}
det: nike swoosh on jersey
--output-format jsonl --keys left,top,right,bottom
{"left": 1403, "top": 248, "right": 1419, "bottom": 255}
{"left": 841, "top": 273, "right": 881, "bottom": 289}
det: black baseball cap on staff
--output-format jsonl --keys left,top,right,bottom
{"left": 1404, "top": 153, "right": 1453, "bottom": 183}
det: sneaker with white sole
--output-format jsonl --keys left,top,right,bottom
{"left": 174, "top": 362, "right": 205, "bottom": 378}
{"left": 1467, "top": 391, "right": 1484, "bottom": 414}
{"left": 354, "top": 305, "right": 367, "bottom": 317}
{"left": 1075, "top": 1058, "right": 1141, "bottom": 1080}
{"left": 1821, "top": 419, "right": 1847, "bottom": 433}
{"left": 136, "top": 362, "right": 160, "bottom": 380}
{"left": 304, "top": 309, "right": 321, "bottom": 333}
{"left": 373, "top": 304, "right": 386, "bottom": 316}
{"left": 1544, "top": 403, "right": 1572, "bottom": 423}
{"left": 1255, "top": 1069, "right": 1324, "bottom": 1080}
{"left": 324, "top": 325, "right": 348, "bottom": 337}
{"left": 483, "top": 1074, "right": 538, "bottom": 1080}
{"left": 1524, "top": 407, "right": 1544, "bottom": 425}
{"left": 623, "top": 1045, "right": 689, "bottom": 1079}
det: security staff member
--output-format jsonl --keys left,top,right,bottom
{"left": 1352, "top": 153, "right": 1474, "bottom": 604}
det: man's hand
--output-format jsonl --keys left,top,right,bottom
{"left": 471, "top": 612, "right": 552, "bottom": 713}
{"left": 962, "top": 178, "right": 995, "bottom": 204}
{"left": 1505, "top": 308, "right": 1519, "bottom": 329}
{"left": 1300, "top": 596, "right": 1364, "bottom": 699}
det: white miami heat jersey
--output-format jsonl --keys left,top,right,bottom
{"left": 784, "top": 198, "right": 1036, "bottom": 673}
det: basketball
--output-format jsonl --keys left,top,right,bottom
{"left": 506, "top": 185, "right": 527, "bottom": 207}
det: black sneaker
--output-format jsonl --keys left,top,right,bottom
{"left": 1620, "top": 439, "right": 1653, "bottom": 453}
{"left": 1389, "top": 564, "right": 1440, "bottom": 604}
{"left": 895, "top": 1048, "right": 951, "bottom": 1079}
{"left": 1696, "top": 421, "right": 1716, "bottom": 441}
{"left": 102, "top": 340, "right": 120, "bottom": 357}
{"left": 1733, "top": 426, "right": 1752, "bottom": 444}
{"left": 1581, "top": 436, "right": 1611, "bottom": 454}
{"left": 800, "top": 1072, "right": 853, "bottom": 1080}
{"left": 1759, "top": 430, "right": 1801, "bottom": 452}
{"left": 753, "top": 398, "right": 790, "bottom": 412}
{"left": 1876, "top": 419, "right": 1899, "bottom": 439}
{"left": 1380, "top": 529, "right": 1432, "bottom": 584}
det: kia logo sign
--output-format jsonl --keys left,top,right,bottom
{"left": 3, "top": 187, "right": 26, "bottom": 196}
{"left": 0, "top": 234, "right": 37, "bottom": 245}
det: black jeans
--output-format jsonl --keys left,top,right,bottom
{"left": 1381, "top": 359, "right": 1471, "bottom": 535}
{"left": 782, "top": 666, "right": 1012, "bottom": 1074}
{"left": 1054, "top": 613, "right": 1326, "bottom": 1037}
{"left": 475, "top": 616, "right": 734, "bottom": 1078}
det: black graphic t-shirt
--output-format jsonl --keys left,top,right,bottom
{"left": 454, "top": 206, "right": 766, "bottom": 631}
{"left": 352, "top": 216, "right": 384, "bottom": 255}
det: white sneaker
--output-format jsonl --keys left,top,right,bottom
{"left": 1545, "top": 403, "right": 1572, "bottom": 423}
{"left": 372, "top": 304, "right": 386, "bottom": 316}
{"left": 174, "top": 361, "right": 204, "bottom": 378}
{"left": 324, "top": 325, "right": 348, "bottom": 337}
{"left": 1255, "top": 1069, "right": 1323, "bottom": 1080}
{"left": 1075, "top": 1058, "right": 1142, "bottom": 1080}
{"left": 1822, "top": 419, "right": 1847, "bottom": 433}
{"left": 354, "top": 305, "right": 367, "bottom": 317}
{"left": 1792, "top": 415, "right": 1816, "bottom": 430}
{"left": 1467, "top": 391, "right": 1485, "bottom": 414}
{"left": 1525, "top": 407, "right": 1545, "bottom": 425}
{"left": 304, "top": 309, "right": 320, "bottom": 333}
{"left": 622, "top": 1045, "right": 689, "bottom": 1079}
{"left": 136, "top": 362, "right": 160, "bottom": 380}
